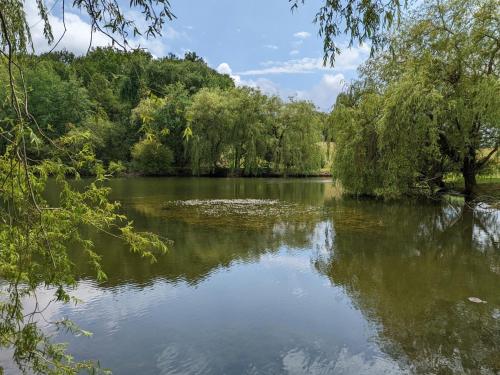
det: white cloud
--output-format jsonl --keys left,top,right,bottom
{"left": 26, "top": 3, "right": 184, "bottom": 57}
{"left": 26, "top": 2, "right": 109, "bottom": 55}
{"left": 216, "top": 62, "right": 280, "bottom": 96}
{"left": 217, "top": 62, "right": 244, "bottom": 86}
{"left": 264, "top": 44, "right": 279, "bottom": 50}
{"left": 240, "top": 57, "right": 321, "bottom": 75}
{"left": 216, "top": 62, "right": 233, "bottom": 75}
{"left": 163, "top": 26, "right": 186, "bottom": 40}
{"left": 217, "top": 63, "right": 345, "bottom": 111}
{"left": 296, "top": 74, "right": 346, "bottom": 111}
{"left": 240, "top": 78, "right": 280, "bottom": 96}
{"left": 238, "top": 44, "right": 370, "bottom": 76}
{"left": 290, "top": 50, "right": 300, "bottom": 56}
{"left": 294, "top": 31, "right": 311, "bottom": 39}
{"left": 133, "top": 36, "right": 169, "bottom": 57}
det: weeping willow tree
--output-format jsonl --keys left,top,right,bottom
{"left": 0, "top": 1, "right": 173, "bottom": 373}
{"left": 393, "top": 0, "right": 500, "bottom": 196}
{"left": 272, "top": 100, "right": 323, "bottom": 176}
{"left": 376, "top": 68, "right": 444, "bottom": 197}
{"left": 185, "top": 87, "right": 234, "bottom": 175}
{"left": 290, "top": 0, "right": 410, "bottom": 64}
{"left": 330, "top": 0, "right": 500, "bottom": 198}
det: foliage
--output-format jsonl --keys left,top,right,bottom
{"left": 376, "top": 69, "right": 443, "bottom": 197}
{"left": 131, "top": 83, "right": 192, "bottom": 166}
{"left": 290, "top": 0, "right": 409, "bottom": 64}
{"left": 24, "top": 60, "right": 93, "bottom": 136}
{"left": 107, "top": 160, "right": 126, "bottom": 176}
{"left": 185, "top": 88, "right": 325, "bottom": 176}
{"left": 186, "top": 87, "right": 234, "bottom": 174}
{"left": 145, "top": 53, "right": 234, "bottom": 95}
{"left": 331, "top": 91, "right": 384, "bottom": 195}
{"left": 0, "top": 48, "right": 329, "bottom": 181}
{"left": 272, "top": 100, "right": 323, "bottom": 175}
{"left": 329, "top": 0, "right": 500, "bottom": 198}
{"left": 0, "top": 0, "right": 175, "bottom": 373}
{"left": 65, "top": 115, "right": 128, "bottom": 165}
{"left": 131, "top": 138, "right": 174, "bottom": 175}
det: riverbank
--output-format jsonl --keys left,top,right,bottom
{"left": 445, "top": 174, "right": 500, "bottom": 206}
{"left": 121, "top": 167, "right": 333, "bottom": 178}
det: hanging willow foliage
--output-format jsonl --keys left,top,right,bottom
{"left": 329, "top": 0, "right": 499, "bottom": 198}
{"left": 0, "top": 1, "right": 174, "bottom": 373}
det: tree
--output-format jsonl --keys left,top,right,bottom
{"left": 185, "top": 87, "right": 234, "bottom": 174}
{"left": 330, "top": 90, "right": 385, "bottom": 195}
{"left": 227, "top": 87, "right": 268, "bottom": 175}
{"left": 65, "top": 115, "right": 128, "bottom": 166}
{"left": 148, "top": 83, "right": 192, "bottom": 167}
{"left": 271, "top": 100, "right": 323, "bottom": 176}
{"left": 329, "top": 0, "right": 500, "bottom": 197}
{"left": 0, "top": 1, "right": 173, "bottom": 373}
{"left": 25, "top": 61, "right": 92, "bottom": 137}
{"left": 131, "top": 83, "right": 197, "bottom": 169}
{"left": 398, "top": 0, "right": 500, "bottom": 196}
{"left": 145, "top": 54, "right": 233, "bottom": 96}
{"left": 377, "top": 68, "right": 444, "bottom": 197}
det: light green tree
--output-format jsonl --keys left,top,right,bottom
{"left": 272, "top": 100, "right": 323, "bottom": 176}
{"left": 330, "top": 0, "right": 500, "bottom": 197}
{"left": 397, "top": 0, "right": 500, "bottom": 195}
{"left": 227, "top": 87, "right": 268, "bottom": 175}
{"left": 185, "top": 87, "right": 234, "bottom": 174}
{"left": 131, "top": 137, "right": 174, "bottom": 175}
{"left": 0, "top": 1, "right": 173, "bottom": 373}
{"left": 330, "top": 90, "right": 384, "bottom": 195}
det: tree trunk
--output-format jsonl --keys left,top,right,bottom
{"left": 462, "top": 155, "right": 477, "bottom": 198}
{"left": 234, "top": 148, "right": 240, "bottom": 172}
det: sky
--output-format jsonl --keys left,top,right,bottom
{"left": 26, "top": 0, "right": 371, "bottom": 111}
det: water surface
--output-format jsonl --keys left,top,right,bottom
{"left": 13, "top": 178, "right": 500, "bottom": 374}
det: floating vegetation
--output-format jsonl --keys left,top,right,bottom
{"left": 159, "top": 199, "right": 323, "bottom": 230}
{"left": 329, "top": 207, "right": 386, "bottom": 233}
{"left": 168, "top": 199, "right": 280, "bottom": 207}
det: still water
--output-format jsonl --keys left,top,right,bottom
{"left": 21, "top": 179, "right": 500, "bottom": 373}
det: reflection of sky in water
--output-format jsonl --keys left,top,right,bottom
{"left": 14, "top": 225, "right": 408, "bottom": 374}
{"left": 472, "top": 206, "right": 500, "bottom": 253}
{"left": 3, "top": 179, "right": 499, "bottom": 374}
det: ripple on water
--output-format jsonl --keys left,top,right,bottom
{"left": 156, "top": 344, "right": 212, "bottom": 375}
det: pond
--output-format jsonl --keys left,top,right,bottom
{"left": 9, "top": 178, "right": 500, "bottom": 374}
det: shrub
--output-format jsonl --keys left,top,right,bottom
{"left": 108, "top": 160, "right": 127, "bottom": 176}
{"left": 131, "top": 138, "right": 174, "bottom": 175}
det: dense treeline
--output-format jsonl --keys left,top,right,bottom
{"left": 0, "top": 49, "right": 327, "bottom": 177}
{"left": 328, "top": 0, "right": 499, "bottom": 198}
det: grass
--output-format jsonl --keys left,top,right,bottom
{"left": 445, "top": 172, "right": 500, "bottom": 206}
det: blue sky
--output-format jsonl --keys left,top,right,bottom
{"left": 27, "top": 0, "right": 370, "bottom": 111}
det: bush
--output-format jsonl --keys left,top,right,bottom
{"left": 108, "top": 161, "right": 127, "bottom": 176}
{"left": 131, "top": 139, "right": 174, "bottom": 175}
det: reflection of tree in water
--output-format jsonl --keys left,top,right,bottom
{"left": 72, "top": 198, "right": 326, "bottom": 287}
{"left": 315, "top": 201, "right": 500, "bottom": 374}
